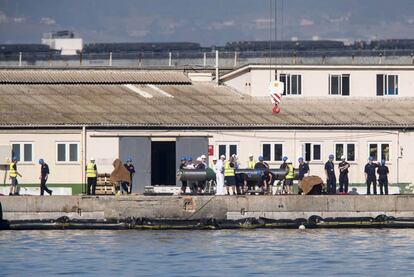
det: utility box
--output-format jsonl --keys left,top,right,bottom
{"left": 0, "top": 145, "right": 11, "bottom": 165}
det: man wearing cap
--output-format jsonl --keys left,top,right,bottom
{"left": 365, "top": 157, "right": 379, "bottom": 195}
{"left": 215, "top": 155, "right": 225, "bottom": 195}
{"left": 39, "top": 159, "right": 52, "bottom": 196}
{"left": 338, "top": 156, "right": 350, "bottom": 193}
{"left": 201, "top": 155, "right": 208, "bottom": 169}
{"left": 377, "top": 160, "right": 389, "bottom": 195}
{"left": 297, "top": 157, "right": 309, "bottom": 181}
{"left": 247, "top": 154, "right": 255, "bottom": 169}
{"left": 9, "top": 156, "right": 22, "bottom": 196}
{"left": 325, "top": 154, "right": 336, "bottom": 194}
{"left": 284, "top": 158, "right": 295, "bottom": 194}
{"left": 86, "top": 157, "right": 98, "bottom": 195}
{"left": 124, "top": 157, "right": 135, "bottom": 194}
{"left": 195, "top": 157, "right": 206, "bottom": 194}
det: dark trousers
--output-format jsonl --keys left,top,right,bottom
{"left": 327, "top": 175, "right": 336, "bottom": 194}
{"left": 87, "top": 177, "right": 97, "bottom": 195}
{"left": 366, "top": 176, "right": 377, "bottom": 195}
{"left": 378, "top": 177, "right": 388, "bottom": 195}
{"left": 339, "top": 174, "right": 349, "bottom": 193}
{"left": 40, "top": 178, "right": 52, "bottom": 195}
{"left": 121, "top": 182, "right": 129, "bottom": 194}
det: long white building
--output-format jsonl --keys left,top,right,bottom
{"left": 0, "top": 65, "right": 413, "bottom": 194}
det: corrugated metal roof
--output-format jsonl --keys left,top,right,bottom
{"left": 0, "top": 82, "right": 413, "bottom": 128}
{"left": 0, "top": 69, "right": 191, "bottom": 84}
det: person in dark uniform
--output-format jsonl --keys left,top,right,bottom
{"left": 179, "top": 156, "right": 188, "bottom": 194}
{"left": 195, "top": 157, "right": 206, "bottom": 194}
{"left": 325, "top": 154, "right": 336, "bottom": 194}
{"left": 377, "top": 160, "right": 389, "bottom": 195}
{"left": 364, "top": 156, "right": 379, "bottom": 195}
{"left": 338, "top": 156, "right": 350, "bottom": 193}
{"left": 298, "top": 157, "right": 309, "bottom": 181}
{"left": 254, "top": 156, "right": 269, "bottom": 193}
{"left": 124, "top": 157, "right": 135, "bottom": 194}
{"left": 39, "top": 159, "right": 52, "bottom": 196}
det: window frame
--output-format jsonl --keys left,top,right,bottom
{"left": 279, "top": 73, "right": 303, "bottom": 96}
{"left": 377, "top": 74, "right": 399, "bottom": 96}
{"left": 367, "top": 142, "right": 391, "bottom": 162}
{"left": 329, "top": 74, "right": 350, "bottom": 96}
{"left": 10, "top": 141, "right": 34, "bottom": 164}
{"left": 261, "top": 142, "right": 284, "bottom": 162}
{"left": 303, "top": 142, "right": 322, "bottom": 162}
{"left": 216, "top": 142, "right": 239, "bottom": 159}
{"left": 55, "top": 141, "right": 80, "bottom": 164}
{"left": 334, "top": 143, "right": 357, "bottom": 162}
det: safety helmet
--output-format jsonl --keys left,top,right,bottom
{"left": 368, "top": 156, "right": 374, "bottom": 161}
{"left": 90, "top": 157, "right": 95, "bottom": 161}
{"left": 220, "top": 155, "right": 226, "bottom": 160}
{"left": 188, "top": 157, "right": 193, "bottom": 162}
{"left": 38, "top": 158, "right": 44, "bottom": 165}
{"left": 212, "top": 157, "right": 218, "bottom": 161}
{"left": 196, "top": 157, "right": 202, "bottom": 162}
{"left": 341, "top": 155, "right": 346, "bottom": 160}
{"left": 12, "top": 156, "right": 18, "bottom": 161}
{"left": 248, "top": 153, "right": 254, "bottom": 158}
{"left": 201, "top": 155, "right": 206, "bottom": 159}
{"left": 180, "top": 156, "right": 187, "bottom": 161}
{"left": 258, "top": 155, "right": 264, "bottom": 162}
{"left": 282, "top": 156, "right": 288, "bottom": 162}
{"left": 381, "top": 159, "right": 386, "bottom": 165}
{"left": 298, "top": 157, "right": 304, "bottom": 162}
{"left": 329, "top": 154, "right": 334, "bottom": 160}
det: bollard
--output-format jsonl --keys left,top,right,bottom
{"left": 234, "top": 51, "right": 238, "bottom": 67}
{"left": 18, "top": 52, "right": 22, "bottom": 66}
{"left": 169, "top": 52, "right": 172, "bottom": 67}
{"left": 109, "top": 52, "right": 113, "bottom": 66}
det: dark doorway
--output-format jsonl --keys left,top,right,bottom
{"left": 151, "top": 141, "right": 176, "bottom": 186}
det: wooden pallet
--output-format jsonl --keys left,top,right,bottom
{"left": 95, "top": 173, "right": 116, "bottom": 195}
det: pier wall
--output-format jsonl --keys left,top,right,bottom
{"left": 1, "top": 195, "right": 414, "bottom": 222}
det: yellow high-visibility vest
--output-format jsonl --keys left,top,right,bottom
{"left": 9, "top": 162, "right": 17, "bottom": 178}
{"left": 247, "top": 161, "right": 255, "bottom": 169}
{"left": 286, "top": 163, "right": 295, "bottom": 180}
{"left": 86, "top": 162, "right": 97, "bottom": 178}
{"left": 224, "top": 161, "right": 235, "bottom": 177}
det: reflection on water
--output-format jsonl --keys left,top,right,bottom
{"left": 1, "top": 229, "right": 414, "bottom": 276}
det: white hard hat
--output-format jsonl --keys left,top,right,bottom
{"left": 90, "top": 157, "right": 95, "bottom": 161}
{"left": 196, "top": 157, "right": 202, "bottom": 162}
{"left": 213, "top": 157, "right": 218, "bottom": 161}
{"left": 249, "top": 153, "right": 254, "bottom": 157}
{"left": 220, "top": 155, "right": 226, "bottom": 159}
{"left": 341, "top": 155, "right": 346, "bottom": 160}
{"left": 201, "top": 155, "right": 206, "bottom": 159}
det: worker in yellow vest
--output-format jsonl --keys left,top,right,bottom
{"left": 224, "top": 157, "right": 236, "bottom": 195}
{"left": 284, "top": 159, "right": 295, "bottom": 194}
{"left": 247, "top": 154, "right": 255, "bottom": 169}
{"left": 9, "top": 156, "right": 22, "bottom": 196}
{"left": 86, "top": 157, "right": 98, "bottom": 195}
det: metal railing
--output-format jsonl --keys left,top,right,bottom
{"left": 1, "top": 49, "right": 414, "bottom": 68}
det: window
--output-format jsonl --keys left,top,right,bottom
{"left": 303, "top": 143, "right": 321, "bottom": 162}
{"left": 335, "top": 143, "right": 356, "bottom": 161}
{"left": 377, "top": 74, "right": 398, "bottom": 96}
{"left": 11, "top": 142, "right": 33, "bottom": 162}
{"left": 217, "top": 143, "right": 238, "bottom": 159}
{"left": 368, "top": 143, "right": 390, "bottom": 161}
{"left": 56, "top": 142, "right": 79, "bottom": 163}
{"left": 262, "top": 143, "right": 284, "bottom": 161}
{"left": 329, "top": 74, "right": 350, "bottom": 96}
{"left": 279, "top": 74, "right": 302, "bottom": 95}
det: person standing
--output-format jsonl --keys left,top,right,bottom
{"left": 124, "top": 157, "right": 135, "bottom": 194}
{"left": 247, "top": 154, "right": 255, "bottom": 169}
{"left": 284, "top": 159, "right": 295, "bottom": 194}
{"left": 9, "top": 157, "right": 22, "bottom": 196}
{"left": 39, "top": 159, "right": 52, "bottom": 196}
{"left": 364, "top": 156, "right": 379, "bottom": 195}
{"left": 325, "top": 154, "right": 336, "bottom": 194}
{"left": 224, "top": 156, "right": 236, "bottom": 195}
{"left": 215, "top": 155, "right": 225, "bottom": 195}
{"left": 297, "top": 157, "right": 309, "bottom": 181}
{"left": 201, "top": 155, "right": 208, "bottom": 169}
{"left": 338, "top": 156, "right": 350, "bottom": 193}
{"left": 179, "top": 156, "right": 188, "bottom": 194}
{"left": 195, "top": 157, "right": 206, "bottom": 194}
{"left": 86, "top": 157, "right": 98, "bottom": 195}
{"left": 377, "top": 160, "right": 389, "bottom": 195}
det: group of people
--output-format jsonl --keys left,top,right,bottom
{"left": 7, "top": 156, "right": 136, "bottom": 196}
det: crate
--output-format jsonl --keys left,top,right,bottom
{"left": 95, "top": 173, "right": 116, "bottom": 195}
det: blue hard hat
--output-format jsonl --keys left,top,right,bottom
{"left": 188, "top": 157, "right": 193, "bottom": 162}
{"left": 38, "top": 158, "right": 44, "bottom": 164}
{"left": 298, "top": 157, "right": 304, "bottom": 161}
{"left": 282, "top": 156, "right": 288, "bottom": 162}
{"left": 258, "top": 155, "right": 264, "bottom": 161}
{"left": 329, "top": 154, "right": 334, "bottom": 160}
{"left": 12, "top": 156, "right": 18, "bottom": 161}
{"left": 126, "top": 157, "right": 133, "bottom": 162}
{"left": 381, "top": 159, "right": 386, "bottom": 165}
{"left": 368, "top": 156, "right": 374, "bottom": 161}
{"left": 180, "top": 156, "right": 187, "bottom": 161}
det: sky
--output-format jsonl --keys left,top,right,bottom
{"left": 1, "top": 0, "right": 414, "bottom": 46}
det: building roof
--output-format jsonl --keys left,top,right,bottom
{"left": 0, "top": 76, "right": 414, "bottom": 129}
{"left": 0, "top": 69, "right": 191, "bottom": 85}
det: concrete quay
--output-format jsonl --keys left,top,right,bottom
{"left": 1, "top": 195, "right": 414, "bottom": 223}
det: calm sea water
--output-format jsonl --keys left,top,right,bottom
{"left": 1, "top": 229, "right": 414, "bottom": 276}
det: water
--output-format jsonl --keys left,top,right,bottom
{"left": 1, "top": 229, "right": 414, "bottom": 276}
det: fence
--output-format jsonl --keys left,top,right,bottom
{"left": 1, "top": 50, "right": 414, "bottom": 68}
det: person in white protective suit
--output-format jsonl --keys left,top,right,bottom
{"left": 215, "top": 155, "right": 226, "bottom": 195}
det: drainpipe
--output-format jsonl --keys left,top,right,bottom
{"left": 18, "top": 52, "right": 22, "bottom": 67}
{"left": 82, "top": 125, "right": 87, "bottom": 194}
{"left": 397, "top": 130, "right": 400, "bottom": 185}
{"left": 215, "top": 50, "right": 219, "bottom": 85}
{"left": 169, "top": 52, "right": 172, "bottom": 67}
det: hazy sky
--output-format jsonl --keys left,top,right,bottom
{"left": 1, "top": 0, "right": 414, "bottom": 45}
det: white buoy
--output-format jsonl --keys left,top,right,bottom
{"left": 299, "top": 224, "right": 306, "bottom": 230}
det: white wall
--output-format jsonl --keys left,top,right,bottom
{"left": 87, "top": 134, "right": 119, "bottom": 175}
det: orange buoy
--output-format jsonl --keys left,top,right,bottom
{"left": 272, "top": 106, "right": 281, "bottom": 114}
